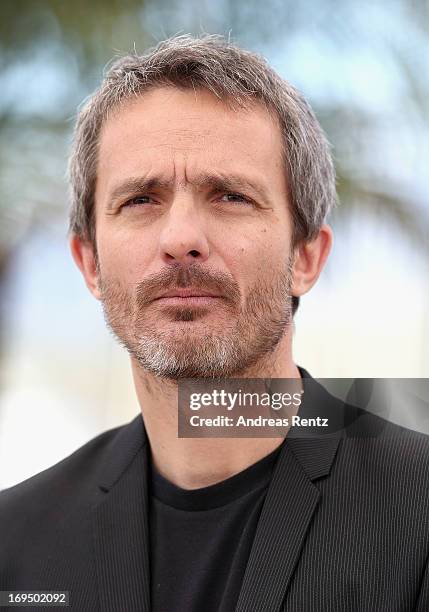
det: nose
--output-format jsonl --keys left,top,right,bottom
{"left": 159, "top": 195, "right": 210, "bottom": 266}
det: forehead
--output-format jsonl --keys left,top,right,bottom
{"left": 96, "top": 86, "right": 287, "bottom": 199}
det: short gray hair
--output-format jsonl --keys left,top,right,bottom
{"left": 68, "top": 33, "right": 336, "bottom": 250}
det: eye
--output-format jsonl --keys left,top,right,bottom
{"left": 218, "top": 193, "right": 252, "bottom": 205}
{"left": 122, "top": 195, "right": 153, "bottom": 208}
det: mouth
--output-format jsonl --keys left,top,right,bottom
{"left": 153, "top": 288, "right": 224, "bottom": 306}
{"left": 153, "top": 295, "right": 223, "bottom": 307}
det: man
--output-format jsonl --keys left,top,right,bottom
{"left": 0, "top": 34, "right": 428, "bottom": 611}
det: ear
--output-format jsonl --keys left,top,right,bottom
{"left": 69, "top": 234, "right": 101, "bottom": 300}
{"left": 291, "top": 224, "right": 333, "bottom": 298}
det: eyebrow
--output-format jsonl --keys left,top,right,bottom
{"left": 106, "top": 173, "right": 270, "bottom": 209}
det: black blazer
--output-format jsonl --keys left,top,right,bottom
{"left": 1, "top": 371, "right": 429, "bottom": 611}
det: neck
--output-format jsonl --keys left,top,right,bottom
{"left": 131, "top": 333, "right": 300, "bottom": 490}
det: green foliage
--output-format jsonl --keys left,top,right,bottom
{"left": 0, "top": 0, "right": 428, "bottom": 263}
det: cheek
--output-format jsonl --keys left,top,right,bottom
{"left": 227, "top": 230, "right": 284, "bottom": 287}
{"left": 97, "top": 232, "right": 155, "bottom": 283}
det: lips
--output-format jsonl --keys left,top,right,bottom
{"left": 154, "top": 288, "right": 222, "bottom": 300}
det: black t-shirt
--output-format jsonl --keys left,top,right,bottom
{"left": 148, "top": 441, "right": 284, "bottom": 612}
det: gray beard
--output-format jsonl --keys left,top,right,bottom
{"left": 99, "top": 260, "right": 293, "bottom": 380}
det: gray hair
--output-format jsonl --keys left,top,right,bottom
{"left": 68, "top": 34, "right": 337, "bottom": 314}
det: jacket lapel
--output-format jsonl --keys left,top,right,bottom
{"left": 92, "top": 415, "right": 151, "bottom": 612}
{"left": 235, "top": 373, "right": 342, "bottom": 612}
{"left": 234, "top": 442, "right": 320, "bottom": 612}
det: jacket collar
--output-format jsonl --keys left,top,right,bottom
{"left": 93, "top": 414, "right": 151, "bottom": 612}
{"left": 97, "top": 413, "right": 148, "bottom": 493}
{"left": 235, "top": 368, "right": 343, "bottom": 611}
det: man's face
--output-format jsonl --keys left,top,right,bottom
{"left": 93, "top": 86, "right": 295, "bottom": 379}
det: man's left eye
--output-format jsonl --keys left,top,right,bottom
{"left": 219, "top": 193, "right": 251, "bottom": 205}
{"left": 122, "top": 196, "right": 152, "bottom": 208}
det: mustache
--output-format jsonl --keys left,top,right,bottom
{"left": 134, "top": 263, "right": 241, "bottom": 307}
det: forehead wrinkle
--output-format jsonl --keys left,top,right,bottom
{"left": 133, "top": 125, "right": 214, "bottom": 147}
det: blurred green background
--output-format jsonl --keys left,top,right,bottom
{"left": 0, "top": 0, "right": 428, "bottom": 487}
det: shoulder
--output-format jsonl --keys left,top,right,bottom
{"left": 306, "top": 372, "right": 429, "bottom": 487}
{"left": 346, "top": 403, "right": 429, "bottom": 451}
{"left": 0, "top": 416, "right": 141, "bottom": 520}
{"left": 336, "top": 407, "right": 429, "bottom": 502}
{"left": 0, "top": 414, "right": 146, "bottom": 580}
